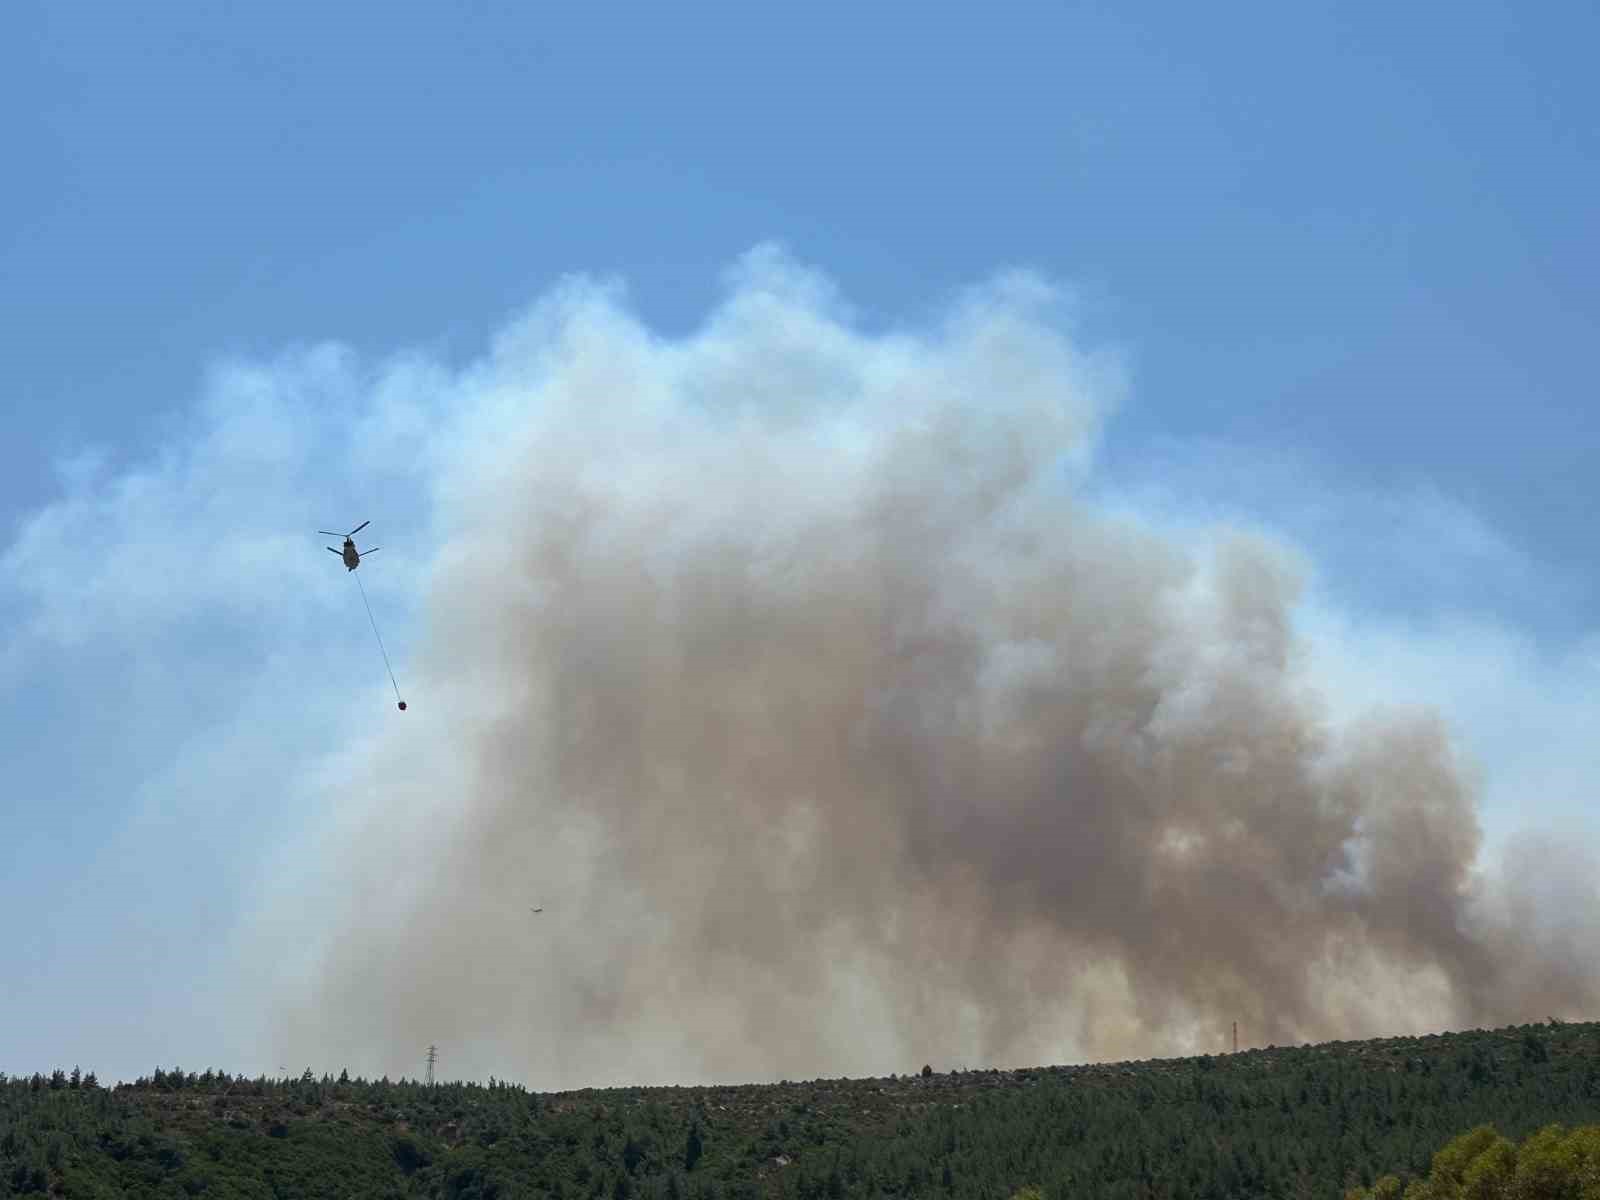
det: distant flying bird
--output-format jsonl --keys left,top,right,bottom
{"left": 530, "top": 907, "right": 543, "bottom": 914}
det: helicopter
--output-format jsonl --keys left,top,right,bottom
{"left": 321, "top": 520, "right": 380, "bottom": 571}
{"left": 320, "top": 519, "right": 407, "bottom": 712}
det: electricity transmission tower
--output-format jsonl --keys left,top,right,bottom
{"left": 426, "top": 1044, "right": 437, "bottom": 1087}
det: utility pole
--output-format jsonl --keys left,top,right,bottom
{"left": 426, "top": 1045, "right": 437, "bottom": 1088}
{"left": 1232, "top": 1022, "right": 1238, "bottom": 1054}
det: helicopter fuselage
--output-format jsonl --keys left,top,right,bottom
{"left": 341, "top": 541, "right": 360, "bottom": 570}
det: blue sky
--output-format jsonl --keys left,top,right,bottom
{"left": 4, "top": 1, "right": 1598, "bottom": 1085}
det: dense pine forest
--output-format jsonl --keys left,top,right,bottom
{"left": 4, "top": 1019, "right": 1598, "bottom": 1199}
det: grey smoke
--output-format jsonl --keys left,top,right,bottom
{"left": 268, "top": 248, "right": 1599, "bottom": 1089}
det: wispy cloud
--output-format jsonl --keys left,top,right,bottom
{"left": 1090, "top": 434, "right": 1581, "bottom": 629}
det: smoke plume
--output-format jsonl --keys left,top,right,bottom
{"left": 265, "top": 248, "right": 1600, "bottom": 1089}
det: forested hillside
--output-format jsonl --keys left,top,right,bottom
{"left": 4, "top": 1019, "right": 1597, "bottom": 1199}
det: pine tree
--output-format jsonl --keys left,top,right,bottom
{"left": 685, "top": 1124, "right": 704, "bottom": 1172}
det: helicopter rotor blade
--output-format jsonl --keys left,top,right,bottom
{"left": 317, "top": 530, "right": 342, "bottom": 536}
{"left": 360, "top": 547, "right": 380, "bottom": 555}
{"left": 326, "top": 546, "right": 341, "bottom": 555}
{"left": 348, "top": 520, "right": 370, "bottom": 537}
